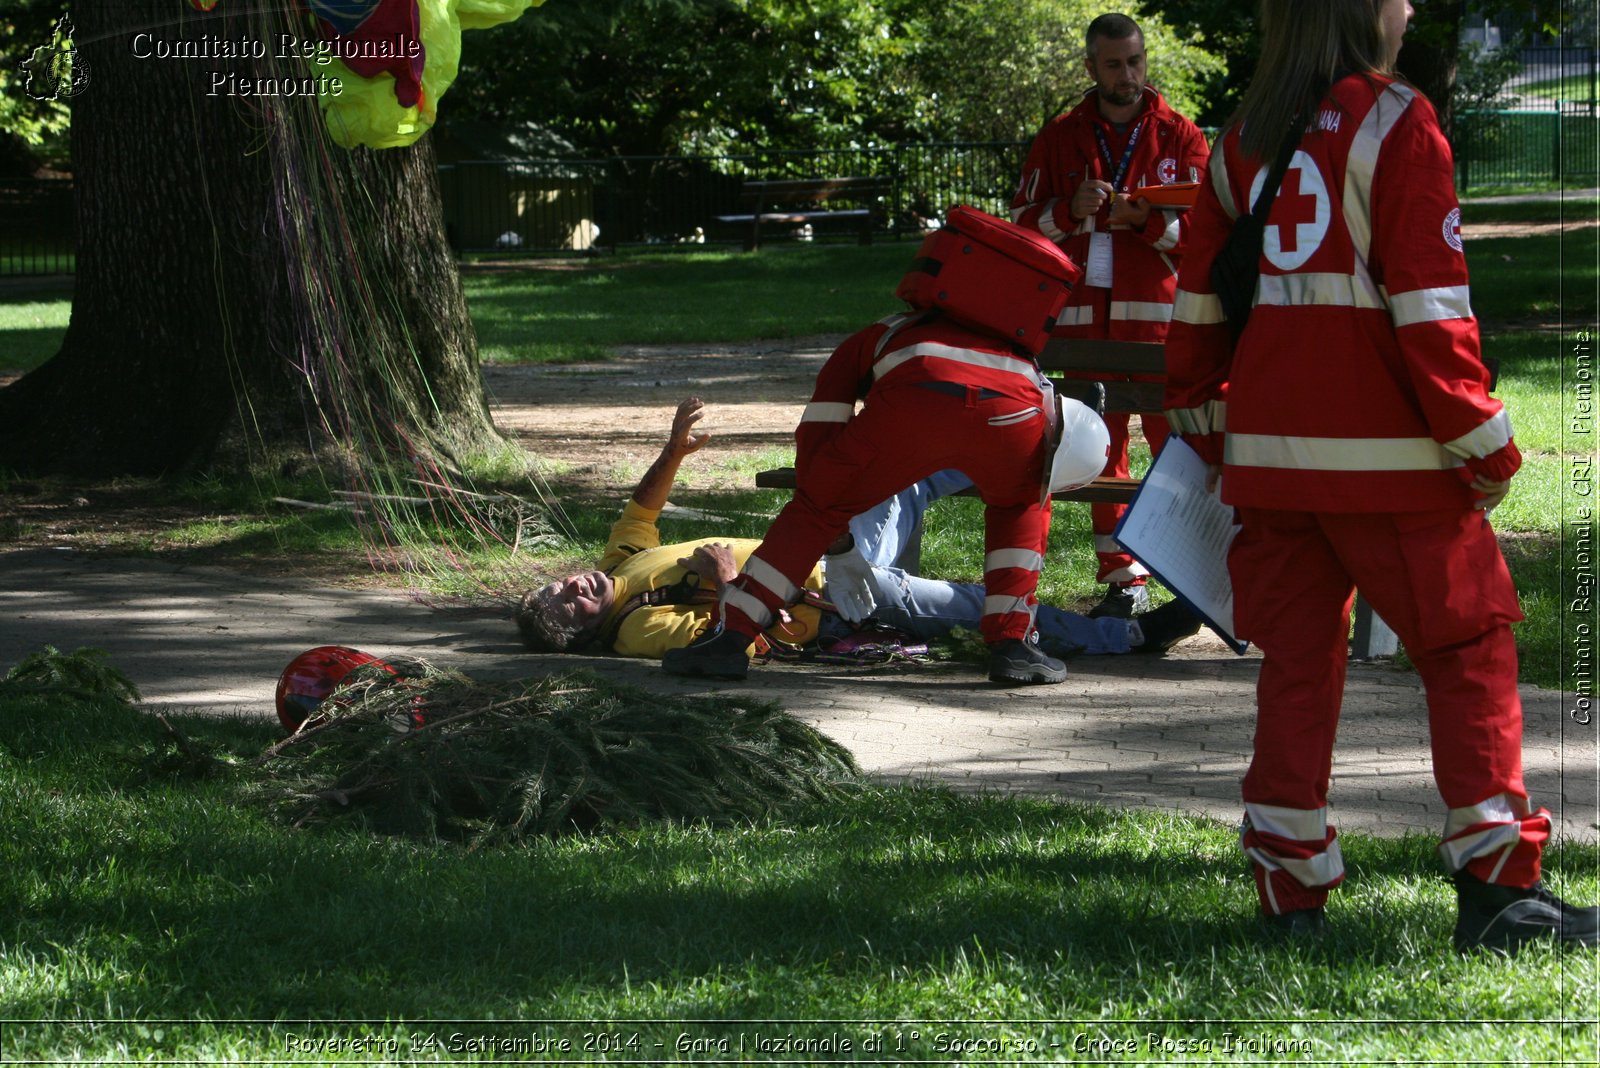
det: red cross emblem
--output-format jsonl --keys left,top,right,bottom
{"left": 1271, "top": 168, "right": 1320, "bottom": 253}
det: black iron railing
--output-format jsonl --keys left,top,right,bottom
{"left": 4, "top": 120, "right": 1597, "bottom": 276}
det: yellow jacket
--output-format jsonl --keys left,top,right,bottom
{"left": 598, "top": 501, "right": 825, "bottom": 658}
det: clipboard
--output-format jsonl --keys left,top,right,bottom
{"left": 1126, "top": 181, "right": 1201, "bottom": 210}
{"left": 1112, "top": 437, "right": 1249, "bottom": 654}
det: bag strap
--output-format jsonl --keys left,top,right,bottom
{"left": 1248, "top": 109, "right": 1310, "bottom": 222}
{"left": 596, "top": 573, "right": 712, "bottom": 652}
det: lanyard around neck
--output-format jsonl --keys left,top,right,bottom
{"left": 1093, "top": 119, "right": 1144, "bottom": 193}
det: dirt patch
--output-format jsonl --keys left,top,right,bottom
{"left": 485, "top": 336, "right": 840, "bottom": 494}
{"left": 0, "top": 338, "right": 842, "bottom": 568}
{"left": 1463, "top": 218, "right": 1598, "bottom": 239}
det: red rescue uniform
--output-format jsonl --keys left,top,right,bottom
{"left": 1164, "top": 73, "right": 1542, "bottom": 915}
{"left": 1013, "top": 86, "right": 1210, "bottom": 584}
{"left": 719, "top": 312, "right": 1054, "bottom": 646}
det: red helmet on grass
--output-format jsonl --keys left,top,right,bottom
{"left": 274, "top": 645, "right": 396, "bottom": 732}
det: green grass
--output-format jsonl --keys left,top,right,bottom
{"left": 0, "top": 280, "right": 72, "bottom": 373}
{"left": 1465, "top": 225, "right": 1597, "bottom": 326}
{"left": 1, "top": 686, "right": 1595, "bottom": 1063}
{"left": 465, "top": 242, "right": 916, "bottom": 364}
{"left": 1521, "top": 75, "right": 1600, "bottom": 104}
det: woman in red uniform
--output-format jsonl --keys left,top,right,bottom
{"left": 1164, "top": 0, "right": 1597, "bottom": 951}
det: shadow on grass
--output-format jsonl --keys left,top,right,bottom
{"left": 6, "top": 698, "right": 1560, "bottom": 1025}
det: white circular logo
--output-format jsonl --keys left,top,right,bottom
{"left": 1157, "top": 157, "right": 1178, "bottom": 184}
{"left": 1250, "top": 151, "right": 1330, "bottom": 271}
{"left": 1443, "top": 207, "right": 1464, "bottom": 252}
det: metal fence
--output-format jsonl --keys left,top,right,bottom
{"left": 1456, "top": 108, "right": 1600, "bottom": 190}
{"left": 0, "top": 178, "right": 74, "bottom": 276}
{"left": 4, "top": 119, "right": 1597, "bottom": 276}
{"left": 438, "top": 142, "right": 1034, "bottom": 253}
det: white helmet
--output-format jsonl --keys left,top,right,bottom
{"left": 1042, "top": 394, "right": 1111, "bottom": 502}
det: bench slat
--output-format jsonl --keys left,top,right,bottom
{"left": 740, "top": 177, "right": 889, "bottom": 203}
{"left": 1039, "top": 338, "right": 1167, "bottom": 376}
{"left": 713, "top": 209, "right": 871, "bottom": 226}
{"left": 716, "top": 176, "right": 889, "bottom": 250}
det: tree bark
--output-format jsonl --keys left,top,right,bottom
{"left": 0, "top": 0, "right": 499, "bottom": 476}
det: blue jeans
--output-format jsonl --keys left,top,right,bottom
{"left": 820, "top": 565, "right": 1131, "bottom": 656}
{"left": 847, "top": 468, "right": 975, "bottom": 568}
{"left": 832, "top": 469, "right": 1130, "bottom": 655}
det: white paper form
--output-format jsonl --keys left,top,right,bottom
{"left": 1113, "top": 436, "right": 1249, "bottom": 653}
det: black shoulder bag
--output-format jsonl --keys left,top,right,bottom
{"left": 1210, "top": 114, "right": 1307, "bottom": 340}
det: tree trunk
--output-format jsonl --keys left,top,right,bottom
{"left": 0, "top": 0, "right": 499, "bottom": 477}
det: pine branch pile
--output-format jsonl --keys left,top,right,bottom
{"left": 250, "top": 666, "right": 859, "bottom": 842}
{"left": 0, "top": 645, "right": 142, "bottom": 704}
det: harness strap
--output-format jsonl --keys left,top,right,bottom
{"left": 596, "top": 573, "right": 713, "bottom": 653}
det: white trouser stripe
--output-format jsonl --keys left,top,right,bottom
{"left": 801, "top": 401, "right": 853, "bottom": 423}
{"left": 985, "top": 548, "right": 1043, "bottom": 572}
{"left": 1093, "top": 534, "right": 1123, "bottom": 555}
{"left": 1442, "top": 793, "right": 1526, "bottom": 838}
{"left": 1111, "top": 300, "right": 1174, "bottom": 323}
{"left": 1227, "top": 433, "right": 1462, "bottom": 472}
{"left": 722, "top": 586, "right": 772, "bottom": 628}
{"left": 1389, "top": 284, "right": 1474, "bottom": 327}
{"left": 1444, "top": 408, "right": 1513, "bottom": 461}
{"left": 1173, "top": 288, "right": 1225, "bottom": 325}
{"left": 874, "top": 342, "right": 1041, "bottom": 385}
{"left": 1101, "top": 563, "right": 1148, "bottom": 582}
{"left": 1244, "top": 843, "right": 1346, "bottom": 888}
{"left": 1256, "top": 271, "right": 1386, "bottom": 311}
{"left": 741, "top": 556, "right": 799, "bottom": 604}
{"left": 1246, "top": 802, "right": 1330, "bottom": 841}
{"left": 984, "top": 594, "right": 1032, "bottom": 617}
{"left": 1438, "top": 824, "right": 1524, "bottom": 873}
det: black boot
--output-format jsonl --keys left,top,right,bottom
{"left": 1088, "top": 583, "right": 1148, "bottom": 618}
{"left": 988, "top": 638, "right": 1068, "bottom": 685}
{"left": 1258, "top": 906, "right": 1327, "bottom": 941}
{"left": 662, "top": 627, "right": 752, "bottom": 680}
{"left": 1453, "top": 871, "right": 1600, "bottom": 954}
{"left": 1130, "top": 600, "right": 1204, "bottom": 655}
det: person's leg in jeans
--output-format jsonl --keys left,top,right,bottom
{"left": 835, "top": 567, "right": 1132, "bottom": 654}
{"left": 848, "top": 469, "right": 975, "bottom": 569}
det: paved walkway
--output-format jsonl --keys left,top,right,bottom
{"left": 2, "top": 545, "right": 1595, "bottom": 843}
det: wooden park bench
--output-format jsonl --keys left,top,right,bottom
{"left": 753, "top": 336, "right": 1400, "bottom": 657}
{"left": 714, "top": 176, "right": 889, "bottom": 251}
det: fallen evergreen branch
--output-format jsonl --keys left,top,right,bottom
{"left": 250, "top": 665, "right": 859, "bottom": 843}
{"left": 0, "top": 645, "right": 142, "bottom": 704}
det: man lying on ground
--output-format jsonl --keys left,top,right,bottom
{"left": 516, "top": 396, "right": 1201, "bottom": 660}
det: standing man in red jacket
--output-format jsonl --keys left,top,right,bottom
{"left": 1011, "top": 12, "right": 1210, "bottom": 618}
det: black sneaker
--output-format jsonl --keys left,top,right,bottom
{"left": 1088, "top": 583, "right": 1148, "bottom": 619}
{"left": 1259, "top": 906, "right": 1327, "bottom": 940}
{"left": 1131, "top": 600, "right": 1204, "bottom": 655}
{"left": 988, "top": 638, "right": 1068, "bottom": 685}
{"left": 662, "top": 627, "right": 751, "bottom": 681}
{"left": 1453, "top": 872, "right": 1600, "bottom": 954}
